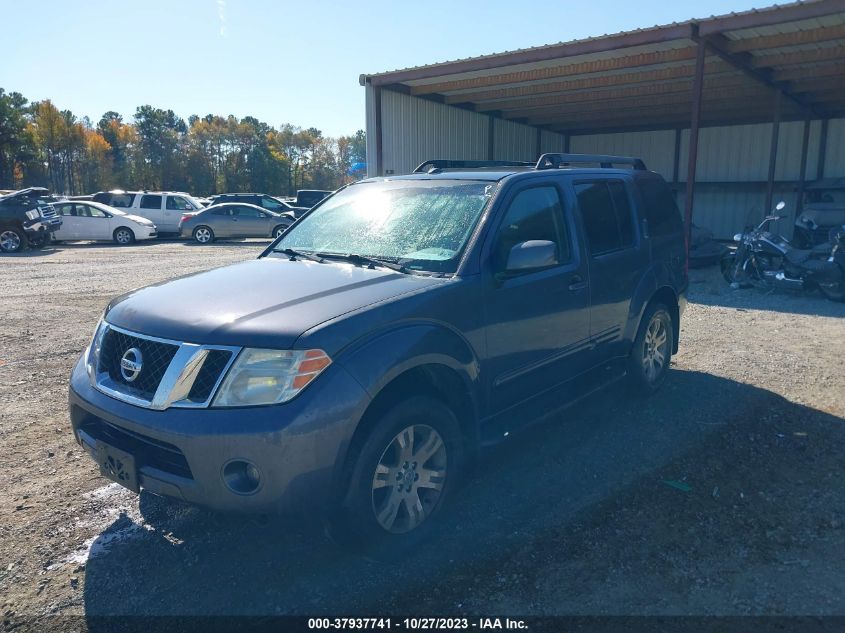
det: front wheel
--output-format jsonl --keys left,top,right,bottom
{"left": 193, "top": 226, "right": 214, "bottom": 244}
{"left": 330, "top": 396, "right": 464, "bottom": 555}
{"left": 272, "top": 224, "right": 290, "bottom": 239}
{"left": 628, "top": 303, "right": 673, "bottom": 395}
{"left": 113, "top": 227, "right": 135, "bottom": 245}
{"left": 721, "top": 252, "right": 752, "bottom": 287}
{"left": 0, "top": 227, "right": 25, "bottom": 253}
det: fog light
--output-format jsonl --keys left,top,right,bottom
{"left": 222, "top": 460, "right": 261, "bottom": 495}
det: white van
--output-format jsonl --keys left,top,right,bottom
{"left": 91, "top": 191, "right": 203, "bottom": 234}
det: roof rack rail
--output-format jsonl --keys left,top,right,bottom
{"left": 535, "top": 153, "right": 647, "bottom": 171}
{"left": 413, "top": 159, "right": 534, "bottom": 173}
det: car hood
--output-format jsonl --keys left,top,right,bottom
{"left": 104, "top": 256, "right": 443, "bottom": 349}
{"left": 123, "top": 214, "right": 154, "bottom": 226}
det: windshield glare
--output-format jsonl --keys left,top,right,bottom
{"left": 275, "top": 179, "right": 494, "bottom": 273}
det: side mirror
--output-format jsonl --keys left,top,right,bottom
{"left": 505, "top": 240, "right": 558, "bottom": 272}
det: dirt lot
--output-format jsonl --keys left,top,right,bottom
{"left": 1, "top": 240, "right": 844, "bottom": 625}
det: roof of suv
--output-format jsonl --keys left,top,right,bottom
{"left": 362, "top": 154, "right": 659, "bottom": 184}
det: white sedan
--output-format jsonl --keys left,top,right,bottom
{"left": 52, "top": 200, "right": 157, "bottom": 245}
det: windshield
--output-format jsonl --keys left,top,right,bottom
{"left": 275, "top": 179, "right": 493, "bottom": 273}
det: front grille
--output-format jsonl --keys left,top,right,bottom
{"left": 187, "top": 349, "right": 232, "bottom": 403}
{"left": 40, "top": 206, "right": 58, "bottom": 219}
{"left": 99, "top": 328, "right": 179, "bottom": 400}
{"left": 79, "top": 417, "right": 193, "bottom": 479}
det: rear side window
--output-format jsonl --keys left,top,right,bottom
{"left": 140, "top": 195, "right": 162, "bottom": 209}
{"left": 636, "top": 178, "right": 683, "bottom": 238}
{"left": 575, "top": 180, "right": 635, "bottom": 256}
{"left": 109, "top": 194, "right": 135, "bottom": 208}
{"left": 210, "top": 206, "right": 229, "bottom": 216}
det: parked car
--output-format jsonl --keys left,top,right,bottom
{"left": 794, "top": 178, "right": 845, "bottom": 247}
{"left": 0, "top": 187, "right": 62, "bottom": 253}
{"left": 52, "top": 200, "right": 157, "bottom": 245}
{"left": 294, "top": 189, "right": 332, "bottom": 208}
{"left": 69, "top": 153, "right": 686, "bottom": 551}
{"left": 179, "top": 202, "right": 294, "bottom": 243}
{"left": 208, "top": 193, "right": 308, "bottom": 218}
{"left": 90, "top": 190, "right": 204, "bottom": 234}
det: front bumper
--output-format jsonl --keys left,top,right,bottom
{"left": 68, "top": 354, "right": 369, "bottom": 515}
{"left": 24, "top": 216, "right": 62, "bottom": 236}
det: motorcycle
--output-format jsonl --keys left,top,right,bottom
{"left": 720, "top": 201, "right": 845, "bottom": 302}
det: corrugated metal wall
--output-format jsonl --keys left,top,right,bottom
{"left": 366, "top": 88, "right": 844, "bottom": 240}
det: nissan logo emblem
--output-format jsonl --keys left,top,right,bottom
{"left": 119, "top": 347, "right": 143, "bottom": 382}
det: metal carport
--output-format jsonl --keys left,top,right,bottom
{"left": 360, "top": 0, "right": 845, "bottom": 240}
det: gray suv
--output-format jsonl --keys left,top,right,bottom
{"left": 69, "top": 154, "right": 687, "bottom": 550}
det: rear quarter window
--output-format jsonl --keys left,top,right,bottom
{"left": 636, "top": 178, "right": 683, "bottom": 238}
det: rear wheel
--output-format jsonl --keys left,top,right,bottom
{"left": 628, "top": 303, "right": 673, "bottom": 395}
{"left": 819, "top": 280, "right": 845, "bottom": 302}
{"left": 0, "top": 227, "right": 25, "bottom": 253}
{"left": 193, "top": 226, "right": 214, "bottom": 244}
{"left": 113, "top": 227, "right": 135, "bottom": 245}
{"left": 330, "top": 396, "right": 464, "bottom": 555}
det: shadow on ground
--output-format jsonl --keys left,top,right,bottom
{"left": 81, "top": 369, "right": 845, "bottom": 619}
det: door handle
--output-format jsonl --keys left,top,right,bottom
{"left": 568, "top": 275, "right": 588, "bottom": 291}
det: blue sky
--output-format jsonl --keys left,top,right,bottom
{"left": 2, "top": 0, "right": 763, "bottom": 137}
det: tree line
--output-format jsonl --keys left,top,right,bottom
{"left": 0, "top": 87, "right": 366, "bottom": 197}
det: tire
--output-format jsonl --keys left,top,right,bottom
{"left": 193, "top": 226, "right": 214, "bottom": 244}
{"left": 721, "top": 252, "right": 752, "bottom": 288}
{"left": 628, "top": 303, "right": 674, "bottom": 395}
{"left": 0, "top": 227, "right": 25, "bottom": 253}
{"left": 113, "top": 227, "right": 135, "bottom": 245}
{"left": 819, "top": 280, "right": 845, "bottom": 302}
{"left": 330, "top": 395, "right": 464, "bottom": 556}
{"left": 272, "top": 224, "right": 290, "bottom": 239}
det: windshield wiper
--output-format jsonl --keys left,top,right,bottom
{"left": 319, "top": 253, "right": 409, "bottom": 274}
{"left": 278, "top": 248, "right": 324, "bottom": 263}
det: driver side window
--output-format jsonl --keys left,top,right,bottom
{"left": 493, "top": 186, "right": 569, "bottom": 273}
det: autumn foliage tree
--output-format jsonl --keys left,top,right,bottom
{"left": 0, "top": 87, "right": 366, "bottom": 196}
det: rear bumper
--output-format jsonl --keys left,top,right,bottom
{"left": 68, "top": 354, "right": 369, "bottom": 515}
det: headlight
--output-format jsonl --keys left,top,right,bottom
{"left": 25, "top": 209, "right": 41, "bottom": 220}
{"left": 733, "top": 233, "right": 743, "bottom": 242}
{"left": 212, "top": 348, "right": 331, "bottom": 407}
{"left": 86, "top": 320, "right": 108, "bottom": 381}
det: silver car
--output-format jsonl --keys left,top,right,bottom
{"left": 180, "top": 203, "right": 294, "bottom": 243}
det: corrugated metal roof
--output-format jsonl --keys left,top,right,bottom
{"left": 361, "top": 0, "right": 845, "bottom": 134}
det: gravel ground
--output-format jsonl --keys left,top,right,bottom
{"left": 1, "top": 240, "right": 844, "bottom": 625}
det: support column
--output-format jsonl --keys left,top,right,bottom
{"left": 535, "top": 127, "right": 542, "bottom": 159}
{"left": 684, "top": 39, "right": 706, "bottom": 256}
{"left": 765, "top": 89, "right": 782, "bottom": 215}
{"left": 672, "top": 128, "right": 682, "bottom": 186}
{"left": 796, "top": 119, "right": 811, "bottom": 215}
{"left": 817, "top": 118, "right": 829, "bottom": 180}
{"left": 374, "top": 86, "right": 383, "bottom": 177}
{"left": 488, "top": 116, "right": 495, "bottom": 160}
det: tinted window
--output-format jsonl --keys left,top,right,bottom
{"left": 77, "top": 204, "right": 107, "bottom": 218}
{"left": 494, "top": 186, "right": 568, "bottom": 272}
{"left": 636, "top": 178, "right": 683, "bottom": 238}
{"left": 576, "top": 180, "right": 635, "bottom": 256}
{"left": 260, "top": 197, "right": 285, "bottom": 211}
{"left": 166, "top": 196, "right": 193, "bottom": 211}
{"left": 140, "top": 195, "right": 162, "bottom": 209}
{"left": 56, "top": 203, "right": 75, "bottom": 216}
{"left": 210, "top": 206, "right": 229, "bottom": 216}
{"left": 109, "top": 194, "right": 135, "bottom": 208}
{"left": 232, "top": 206, "right": 264, "bottom": 217}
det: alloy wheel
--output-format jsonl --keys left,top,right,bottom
{"left": 642, "top": 316, "right": 668, "bottom": 383}
{"left": 0, "top": 230, "right": 22, "bottom": 252}
{"left": 194, "top": 227, "right": 212, "bottom": 243}
{"left": 116, "top": 229, "right": 132, "bottom": 244}
{"left": 371, "top": 424, "right": 447, "bottom": 534}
